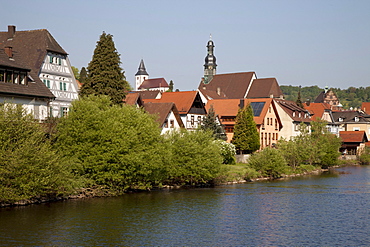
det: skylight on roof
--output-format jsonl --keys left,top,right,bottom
{"left": 251, "top": 102, "right": 265, "bottom": 117}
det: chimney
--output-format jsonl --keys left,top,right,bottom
{"left": 4, "top": 46, "right": 12, "bottom": 58}
{"left": 239, "top": 99, "right": 245, "bottom": 109}
{"left": 8, "top": 25, "right": 16, "bottom": 40}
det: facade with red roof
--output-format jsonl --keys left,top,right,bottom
{"left": 303, "top": 102, "right": 340, "bottom": 135}
{"left": 143, "top": 102, "right": 184, "bottom": 134}
{"left": 138, "top": 78, "right": 169, "bottom": 92}
{"left": 206, "top": 98, "right": 282, "bottom": 148}
{"left": 274, "top": 99, "right": 312, "bottom": 140}
{"left": 339, "top": 131, "right": 368, "bottom": 155}
{"left": 144, "top": 91, "right": 206, "bottom": 130}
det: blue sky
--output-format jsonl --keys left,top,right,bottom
{"left": 2, "top": 0, "right": 370, "bottom": 91}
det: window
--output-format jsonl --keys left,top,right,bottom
{"left": 275, "top": 119, "right": 278, "bottom": 130}
{"left": 191, "top": 115, "right": 194, "bottom": 125}
{"left": 6, "top": 72, "right": 12, "bottom": 83}
{"left": 353, "top": 127, "right": 360, "bottom": 131}
{"left": 198, "top": 116, "right": 202, "bottom": 124}
{"left": 49, "top": 56, "right": 53, "bottom": 63}
{"left": 163, "top": 120, "right": 168, "bottom": 128}
{"left": 355, "top": 117, "right": 359, "bottom": 122}
{"left": 0, "top": 70, "right": 4, "bottom": 82}
{"left": 13, "top": 73, "right": 19, "bottom": 84}
{"left": 170, "top": 120, "right": 174, "bottom": 128}
{"left": 60, "top": 107, "right": 68, "bottom": 117}
{"left": 225, "top": 126, "right": 233, "bottom": 133}
{"left": 60, "top": 82, "right": 67, "bottom": 91}
{"left": 20, "top": 73, "right": 26, "bottom": 85}
{"left": 58, "top": 58, "right": 61, "bottom": 65}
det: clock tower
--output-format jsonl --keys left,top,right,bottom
{"left": 203, "top": 35, "right": 217, "bottom": 84}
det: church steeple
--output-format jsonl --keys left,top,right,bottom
{"left": 135, "top": 59, "right": 149, "bottom": 90}
{"left": 203, "top": 35, "right": 217, "bottom": 84}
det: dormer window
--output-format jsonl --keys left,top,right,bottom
{"left": 355, "top": 117, "right": 359, "bottom": 122}
{"left": 339, "top": 117, "right": 343, "bottom": 122}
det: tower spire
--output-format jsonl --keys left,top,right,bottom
{"left": 135, "top": 59, "right": 149, "bottom": 90}
{"left": 203, "top": 35, "right": 217, "bottom": 84}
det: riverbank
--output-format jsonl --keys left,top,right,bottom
{"left": 0, "top": 162, "right": 358, "bottom": 208}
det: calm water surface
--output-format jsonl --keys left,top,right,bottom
{"left": 1, "top": 165, "right": 370, "bottom": 246}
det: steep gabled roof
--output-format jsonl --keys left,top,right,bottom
{"left": 303, "top": 102, "right": 331, "bottom": 121}
{"left": 138, "top": 78, "right": 169, "bottom": 90}
{"left": 206, "top": 98, "right": 282, "bottom": 126}
{"left": 0, "top": 27, "right": 67, "bottom": 75}
{"left": 339, "top": 131, "right": 368, "bottom": 143}
{"left": 361, "top": 102, "right": 370, "bottom": 115}
{"left": 144, "top": 91, "right": 202, "bottom": 114}
{"left": 198, "top": 72, "right": 256, "bottom": 99}
{"left": 123, "top": 92, "right": 143, "bottom": 107}
{"left": 275, "top": 99, "right": 311, "bottom": 123}
{"left": 143, "top": 102, "right": 184, "bottom": 128}
{"left": 132, "top": 90, "right": 162, "bottom": 99}
{"left": 0, "top": 49, "right": 55, "bottom": 99}
{"left": 247, "top": 78, "right": 284, "bottom": 98}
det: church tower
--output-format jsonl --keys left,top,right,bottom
{"left": 135, "top": 59, "right": 149, "bottom": 90}
{"left": 203, "top": 35, "right": 217, "bottom": 84}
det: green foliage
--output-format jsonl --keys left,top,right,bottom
{"left": 164, "top": 129, "right": 223, "bottom": 185}
{"left": 71, "top": 66, "right": 79, "bottom": 80}
{"left": 0, "top": 104, "right": 75, "bottom": 204}
{"left": 248, "top": 147, "right": 287, "bottom": 178}
{"left": 168, "top": 80, "right": 174, "bottom": 92}
{"left": 201, "top": 105, "right": 226, "bottom": 140}
{"left": 281, "top": 85, "right": 370, "bottom": 109}
{"left": 278, "top": 120, "right": 341, "bottom": 168}
{"left": 232, "top": 103, "right": 260, "bottom": 154}
{"left": 358, "top": 147, "right": 370, "bottom": 165}
{"left": 55, "top": 95, "right": 167, "bottom": 191}
{"left": 79, "top": 67, "right": 87, "bottom": 84}
{"left": 214, "top": 139, "right": 236, "bottom": 164}
{"left": 80, "top": 32, "right": 131, "bottom": 104}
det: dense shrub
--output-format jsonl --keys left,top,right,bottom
{"left": 164, "top": 129, "right": 223, "bottom": 185}
{"left": 248, "top": 147, "right": 287, "bottom": 178}
{"left": 0, "top": 104, "right": 75, "bottom": 204}
{"left": 55, "top": 95, "right": 168, "bottom": 191}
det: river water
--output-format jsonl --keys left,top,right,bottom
{"left": 1, "top": 165, "right": 370, "bottom": 246}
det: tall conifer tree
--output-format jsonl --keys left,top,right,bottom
{"left": 79, "top": 67, "right": 87, "bottom": 84}
{"left": 201, "top": 105, "right": 226, "bottom": 140}
{"left": 232, "top": 102, "right": 260, "bottom": 154}
{"left": 80, "top": 32, "right": 131, "bottom": 104}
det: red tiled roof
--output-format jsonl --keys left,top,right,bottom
{"left": 206, "top": 98, "right": 280, "bottom": 126}
{"left": 138, "top": 78, "right": 169, "bottom": 90}
{"left": 198, "top": 72, "right": 256, "bottom": 99}
{"left": 124, "top": 92, "right": 143, "bottom": 106}
{"left": 143, "top": 102, "right": 184, "bottom": 128}
{"left": 144, "top": 91, "right": 199, "bottom": 114}
{"left": 247, "top": 78, "right": 284, "bottom": 98}
{"left": 339, "top": 131, "right": 368, "bottom": 143}
{"left": 303, "top": 102, "right": 331, "bottom": 121}
{"left": 361, "top": 102, "right": 370, "bottom": 115}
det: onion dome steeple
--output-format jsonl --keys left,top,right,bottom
{"left": 203, "top": 34, "right": 217, "bottom": 84}
{"left": 135, "top": 59, "right": 149, "bottom": 90}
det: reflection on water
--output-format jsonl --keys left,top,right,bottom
{"left": 1, "top": 166, "right": 370, "bottom": 246}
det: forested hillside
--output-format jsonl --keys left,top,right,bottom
{"left": 281, "top": 85, "right": 370, "bottom": 109}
